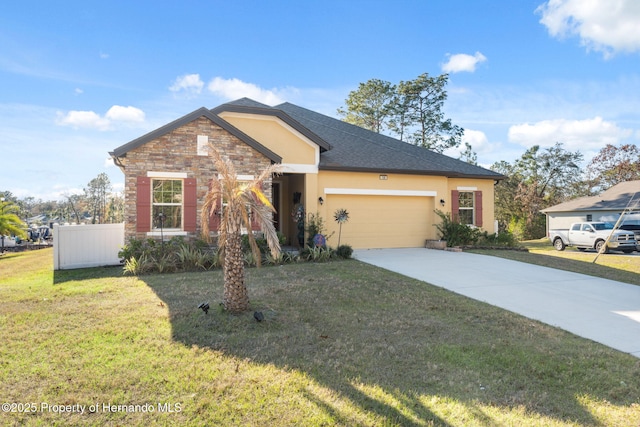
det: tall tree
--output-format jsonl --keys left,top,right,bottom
{"left": 106, "top": 193, "right": 124, "bottom": 223}
{"left": 397, "top": 73, "right": 463, "bottom": 153}
{"left": 492, "top": 143, "right": 583, "bottom": 239}
{"left": 338, "top": 73, "right": 464, "bottom": 154}
{"left": 387, "top": 89, "right": 412, "bottom": 142}
{"left": 201, "top": 145, "right": 282, "bottom": 313}
{"left": 337, "top": 79, "right": 396, "bottom": 133}
{"left": 585, "top": 143, "right": 640, "bottom": 191}
{"left": 66, "top": 194, "right": 85, "bottom": 224}
{"left": 459, "top": 141, "right": 478, "bottom": 165}
{"left": 84, "top": 173, "right": 111, "bottom": 224}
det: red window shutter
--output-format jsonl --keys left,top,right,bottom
{"left": 475, "top": 191, "right": 483, "bottom": 227}
{"left": 451, "top": 190, "right": 459, "bottom": 222}
{"left": 136, "top": 176, "right": 151, "bottom": 232}
{"left": 184, "top": 178, "right": 197, "bottom": 232}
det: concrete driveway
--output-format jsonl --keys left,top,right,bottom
{"left": 354, "top": 248, "right": 640, "bottom": 358}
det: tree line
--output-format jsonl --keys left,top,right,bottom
{"left": 1, "top": 172, "right": 123, "bottom": 229}
{"left": 338, "top": 73, "right": 640, "bottom": 240}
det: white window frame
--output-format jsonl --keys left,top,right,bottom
{"left": 146, "top": 171, "right": 188, "bottom": 237}
{"left": 458, "top": 191, "right": 475, "bottom": 225}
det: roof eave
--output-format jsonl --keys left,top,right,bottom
{"left": 319, "top": 164, "right": 505, "bottom": 179}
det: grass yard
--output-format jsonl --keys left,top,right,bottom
{"left": 470, "top": 239, "right": 640, "bottom": 286}
{"left": 1, "top": 248, "right": 639, "bottom": 426}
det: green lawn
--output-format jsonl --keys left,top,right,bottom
{"left": 1, "top": 248, "right": 639, "bottom": 426}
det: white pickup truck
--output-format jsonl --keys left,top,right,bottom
{"left": 549, "top": 222, "right": 637, "bottom": 253}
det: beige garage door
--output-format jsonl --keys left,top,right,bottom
{"left": 325, "top": 195, "right": 436, "bottom": 249}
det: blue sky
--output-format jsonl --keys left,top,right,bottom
{"left": 2, "top": 0, "right": 640, "bottom": 200}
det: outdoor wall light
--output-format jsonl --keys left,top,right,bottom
{"left": 440, "top": 199, "right": 446, "bottom": 206}
{"left": 318, "top": 197, "right": 324, "bottom": 205}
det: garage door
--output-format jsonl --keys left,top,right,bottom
{"left": 325, "top": 194, "right": 436, "bottom": 249}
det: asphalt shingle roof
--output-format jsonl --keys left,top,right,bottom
{"left": 541, "top": 180, "right": 640, "bottom": 212}
{"left": 113, "top": 97, "right": 505, "bottom": 180}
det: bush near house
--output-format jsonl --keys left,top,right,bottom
{"left": 119, "top": 233, "right": 353, "bottom": 275}
{"left": 435, "top": 210, "right": 521, "bottom": 249}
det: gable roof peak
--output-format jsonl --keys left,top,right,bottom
{"left": 224, "top": 97, "right": 275, "bottom": 109}
{"left": 110, "top": 106, "right": 281, "bottom": 162}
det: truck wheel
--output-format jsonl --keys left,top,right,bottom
{"left": 595, "top": 240, "right": 608, "bottom": 254}
{"left": 553, "top": 238, "right": 566, "bottom": 251}
{"left": 622, "top": 249, "right": 634, "bottom": 254}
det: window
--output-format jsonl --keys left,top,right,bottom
{"left": 152, "top": 179, "right": 183, "bottom": 229}
{"left": 458, "top": 191, "right": 474, "bottom": 225}
{"left": 451, "top": 189, "right": 483, "bottom": 227}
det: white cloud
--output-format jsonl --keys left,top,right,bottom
{"left": 462, "top": 129, "right": 489, "bottom": 148}
{"left": 441, "top": 52, "right": 487, "bottom": 73}
{"left": 207, "top": 77, "right": 286, "bottom": 105}
{"left": 100, "top": 52, "right": 109, "bottom": 59}
{"left": 444, "top": 128, "right": 498, "bottom": 159}
{"left": 507, "top": 117, "right": 633, "bottom": 151}
{"left": 537, "top": 0, "right": 640, "bottom": 57}
{"left": 57, "top": 105, "right": 145, "bottom": 131}
{"left": 105, "top": 105, "right": 145, "bottom": 123}
{"left": 104, "top": 157, "right": 115, "bottom": 168}
{"left": 56, "top": 110, "right": 111, "bottom": 130}
{"left": 169, "top": 73, "right": 204, "bottom": 96}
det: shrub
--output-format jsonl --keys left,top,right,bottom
{"left": 336, "top": 244, "right": 353, "bottom": 259}
{"left": 153, "top": 253, "right": 178, "bottom": 273}
{"left": 123, "top": 253, "right": 153, "bottom": 275}
{"left": 477, "top": 230, "right": 520, "bottom": 247}
{"left": 305, "top": 213, "right": 334, "bottom": 247}
{"left": 434, "top": 210, "right": 481, "bottom": 247}
{"left": 176, "top": 244, "right": 208, "bottom": 271}
{"left": 241, "top": 231, "right": 286, "bottom": 254}
{"left": 118, "top": 238, "right": 159, "bottom": 263}
{"left": 301, "top": 246, "right": 334, "bottom": 262}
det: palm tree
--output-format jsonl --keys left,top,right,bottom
{"left": 0, "top": 199, "right": 26, "bottom": 250}
{"left": 201, "top": 145, "right": 281, "bottom": 313}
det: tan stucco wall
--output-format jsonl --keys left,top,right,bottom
{"left": 311, "top": 171, "right": 445, "bottom": 248}
{"left": 447, "top": 178, "right": 497, "bottom": 233}
{"left": 301, "top": 171, "right": 498, "bottom": 249}
{"left": 218, "top": 113, "right": 317, "bottom": 166}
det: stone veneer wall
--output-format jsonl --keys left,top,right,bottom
{"left": 120, "top": 116, "right": 273, "bottom": 241}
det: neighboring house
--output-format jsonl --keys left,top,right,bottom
{"left": 110, "top": 98, "right": 504, "bottom": 249}
{"left": 541, "top": 180, "right": 640, "bottom": 233}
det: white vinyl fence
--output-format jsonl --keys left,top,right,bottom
{"left": 53, "top": 223, "right": 125, "bottom": 270}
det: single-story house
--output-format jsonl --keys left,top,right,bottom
{"left": 110, "top": 98, "right": 504, "bottom": 249}
{"left": 541, "top": 180, "right": 640, "bottom": 233}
